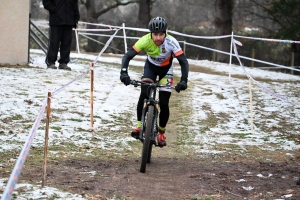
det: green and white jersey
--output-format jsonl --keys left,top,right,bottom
{"left": 133, "top": 33, "right": 183, "bottom": 67}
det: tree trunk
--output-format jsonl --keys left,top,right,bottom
{"left": 214, "top": 0, "right": 233, "bottom": 63}
{"left": 85, "top": 0, "right": 98, "bottom": 52}
{"left": 137, "top": 0, "right": 151, "bottom": 28}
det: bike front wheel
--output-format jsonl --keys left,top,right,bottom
{"left": 140, "top": 105, "right": 155, "bottom": 173}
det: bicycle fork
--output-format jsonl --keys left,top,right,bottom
{"left": 139, "top": 99, "right": 160, "bottom": 146}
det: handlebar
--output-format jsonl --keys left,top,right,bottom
{"left": 130, "top": 80, "right": 175, "bottom": 90}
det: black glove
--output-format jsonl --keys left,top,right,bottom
{"left": 175, "top": 81, "right": 187, "bottom": 93}
{"left": 120, "top": 72, "right": 131, "bottom": 86}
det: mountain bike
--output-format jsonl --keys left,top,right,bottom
{"left": 130, "top": 80, "right": 175, "bottom": 173}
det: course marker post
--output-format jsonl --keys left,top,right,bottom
{"left": 42, "top": 92, "right": 52, "bottom": 187}
{"left": 90, "top": 62, "right": 94, "bottom": 130}
{"left": 248, "top": 79, "right": 254, "bottom": 134}
{"left": 228, "top": 32, "right": 233, "bottom": 81}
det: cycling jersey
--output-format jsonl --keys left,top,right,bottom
{"left": 133, "top": 33, "right": 183, "bottom": 67}
{"left": 121, "top": 33, "right": 188, "bottom": 83}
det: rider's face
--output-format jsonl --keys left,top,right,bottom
{"left": 151, "top": 32, "right": 166, "bottom": 46}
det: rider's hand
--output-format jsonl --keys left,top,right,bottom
{"left": 175, "top": 81, "right": 187, "bottom": 93}
{"left": 120, "top": 72, "right": 131, "bottom": 86}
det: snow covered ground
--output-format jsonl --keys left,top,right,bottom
{"left": 0, "top": 49, "right": 299, "bottom": 199}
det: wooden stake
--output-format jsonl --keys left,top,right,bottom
{"left": 249, "top": 79, "right": 254, "bottom": 134}
{"left": 42, "top": 92, "right": 51, "bottom": 187}
{"left": 90, "top": 62, "right": 94, "bottom": 130}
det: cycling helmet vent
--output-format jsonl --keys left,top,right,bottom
{"left": 148, "top": 16, "right": 168, "bottom": 33}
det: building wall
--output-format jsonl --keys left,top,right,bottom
{"left": 0, "top": 0, "right": 30, "bottom": 65}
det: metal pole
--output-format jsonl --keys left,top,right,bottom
{"left": 75, "top": 29, "right": 80, "bottom": 54}
{"left": 122, "top": 23, "right": 127, "bottom": 53}
{"left": 183, "top": 40, "right": 186, "bottom": 56}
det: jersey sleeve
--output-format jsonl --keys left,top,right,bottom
{"left": 166, "top": 36, "right": 183, "bottom": 56}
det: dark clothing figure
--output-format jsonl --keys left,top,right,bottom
{"left": 43, "top": 0, "right": 80, "bottom": 70}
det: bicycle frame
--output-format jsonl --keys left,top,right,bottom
{"left": 131, "top": 80, "right": 173, "bottom": 142}
{"left": 130, "top": 80, "right": 174, "bottom": 173}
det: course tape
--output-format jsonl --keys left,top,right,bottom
{"left": 233, "top": 35, "right": 300, "bottom": 44}
{"left": 52, "top": 70, "right": 90, "bottom": 96}
{"left": 35, "top": 20, "right": 300, "bottom": 45}
{"left": 1, "top": 98, "right": 48, "bottom": 200}
{"left": 168, "top": 30, "right": 231, "bottom": 39}
{"left": 93, "top": 29, "right": 120, "bottom": 64}
{"left": 232, "top": 39, "right": 296, "bottom": 105}
{"left": 78, "top": 21, "right": 232, "bottom": 39}
{"left": 1, "top": 29, "right": 119, "bottom": 200}
{"left": 75, "top": 28, "right": 118, "bottom": 32}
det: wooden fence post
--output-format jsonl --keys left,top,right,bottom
{"left": 251, "top": 49, "right": 255, "bottom": 67}
{"left": 42, "top": 92, "right": 52, "bottom": 187}
{"left": 212, "top": 52, "right": 216, "bottom": 62}
{"left": 248, "top": 80, "right": 254, "bottom": 134}
{"left": 291, "top": 52, "right": 295, "bottom": 75}
{"left": 90, "top": 62, "right": 94, "bottom": 130}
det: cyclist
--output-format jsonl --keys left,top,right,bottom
{"left": 120, "top": 16, "right": 189, "bottom": 147}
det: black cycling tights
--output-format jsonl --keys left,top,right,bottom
{"left": 137, "top": 85, "right": 171, "bottom": 128}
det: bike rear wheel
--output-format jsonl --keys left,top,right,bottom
{"left": 140, "top": 105, "right": 154, "bottom": 173}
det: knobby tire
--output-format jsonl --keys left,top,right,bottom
{"left": 140, "top": 105, "right": 154, "bottom": 173}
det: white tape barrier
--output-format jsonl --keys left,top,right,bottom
{"left": 35, "top": 20, "right": 300, "bottom": 44}
{"left": 78, "top": 32, "right": 140, "bottom": 40}
{"left": 77, "top": 21, "right": 232, "bottom": 39}
{"left": 234, "top": 35, "right": 300, "bottom": 44}
{"left": 1, "top": 98, "right": 48, "bottom": 200}
{"left": 232, "top": 39, "right": 297, "bottom": 105}
{"left": 92, "top": 29, "right": 120, "bottom": 64}
{"left": 1, "top": 28, "right": 119, "bottom": 200}
{"left": 183, "top": 42, "right": 300, "bottom": 72}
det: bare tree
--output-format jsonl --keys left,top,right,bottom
{"left": 137, "top": 0, "right": 151, "bottom": 28}
{"left": 246, "top": 0, "right": 300, "bottom": 66}
{"left": 213, "top": 0, "right": 233, "bottom": 63}
{"left": 80, "top": 0, "right": 138, "bottom": 22}
{"left": 79, "top": 0, "right": 138, "bottom": 52}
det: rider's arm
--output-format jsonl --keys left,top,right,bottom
{"left": 176, "top": 54, "right": 189, "bottom": 83}
{"left": 121, "top": 47, "right": 139, "bottom": 72}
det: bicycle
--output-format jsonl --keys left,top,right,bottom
{"left": 130, "top": 80, "right": 175, "bottom": 173}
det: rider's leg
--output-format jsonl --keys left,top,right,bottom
{"left": 158, "top": 91, "right": 171, "bottom": 128}
{"left": 156, "top": 71, "right": 173, "bottom": 146}
{"left": 158, "top": 67, "right": 174, "bottom": 129}
{"left": 131, "top": 60, "right": 156, "bottom": 137}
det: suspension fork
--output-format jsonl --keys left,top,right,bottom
{"left": 139, "top": 99, "right": 148, "bottom": 140}
{"left": 139, "top": 86, "right": 158, "bottom": 140}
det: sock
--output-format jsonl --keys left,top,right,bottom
{"left": 159, "top": 126, "right": 166, "bottom": 133}
{"left": 137, "top": 121, "right": 141, "bottom": 128}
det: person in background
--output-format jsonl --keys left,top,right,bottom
{"left": 120, "top": 16, "right": 189, "bottom": 147}
{"left": 42, "top": 0, "right": 80, "bottom": 70}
